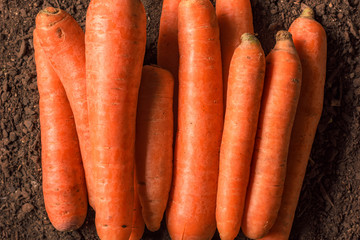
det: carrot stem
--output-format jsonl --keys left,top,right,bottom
{"left": 300, "top": 7, "right": 314, "bottom": 19}
{"left": 276, "top": 30, "right": 293, "bottom": 42}
{"left": 241, "top": 33, "right": 260, "bottom": 44}
{"left": 40, "top": 7, "right": 59, "bottom": 14}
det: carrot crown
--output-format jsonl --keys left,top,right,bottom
{"left": 36, "top": 7, "right": 66, "bottom": 30}
{"left": 241, "top": 33, "right": 260, "bottom": 44}
{"left": 40, "top": 7, "right": 60, "bottom": 15}
{"left": 276, "top": 31, "right": 293, "bottom": 42}
{"left": 300, "top": 7, "right": 314, "bottom": 19}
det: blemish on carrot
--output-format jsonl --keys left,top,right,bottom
{"left": 55, "top": 28, "right": 63, "bottom": 38}
{"left": 292, "top": 78, "right": 300, "bottom": 83}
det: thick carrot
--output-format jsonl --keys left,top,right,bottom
{"left": 85, "top": 0, "right": 146, "bottom": 239}
{"left": 216, "top": 33, "right": 265, "bottom": 240}
{"left": 35, "top": 7, "right": 95, "bottom": 208}
{"left": 34, "top": 31, "right": 87, "bottom": 231}
{"left": 166, "top": 0, "right": 223, "bottom": 239}
{"left": 260, "top": 8, "right": 327, "bottom": 240}
{"left": 129, "top": 172, "right": 145, "bottom": 240}
{"left": 135, "top": 65, "right": 174, "bottom": 232}
{"left": 216, "top": 0, "right": 253, "bottom": 105}
{"left": 241, "top": 31, "right": 302, "bottom": 239}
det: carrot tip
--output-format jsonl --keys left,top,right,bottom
{"left": 40, "top": 7, "right": 60, "bottom": 15}
{"left": 275, "top": 30, "right": 293, "bottom": 42}
{"left": 241, "top": 33, "right": 260, "bottom": 44}
{"left": 300, "top": 7, "right": 314, "bottom": 19}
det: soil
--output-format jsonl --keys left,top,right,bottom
{"left": 1, "top": 0, "right": 359, "bottom": 239}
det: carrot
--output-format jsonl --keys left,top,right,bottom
{"left": 85, "top": 0, "right": 146, "bottom": 239}
{"left": 157, "top": 0, "right": 181, "bottom": 80}
{"left": 241, "top": 31, "right": 302, "bottom": 239}
{"left": 34, "top": 31, "right": 87, "bottom": 231}
{"left": 35, "top": 7, "right": 95, "bottom": 208}
{"left": 216, "top": 33, "right": 265, "bottom": 240}
{"left": 129, "top": 172, "right": 145, "bottom": 240}
{"left": 157, "top": 0, "right": 181, "bottom": 142}
{"left": 216, "top": 0, "right": 253, "bottom": 105}
{"left": 260, "top": 8, "right": 327, "bottom": 240}
{"left": 135, "top": 65, "right": 174, "bottom": 232}
{"left": 166, "top": 0, "right": 223, "bottom": 239}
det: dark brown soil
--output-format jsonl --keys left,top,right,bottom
{"left": 1, "top": 0, "right": 359, "bottom": 239}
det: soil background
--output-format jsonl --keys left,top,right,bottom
{"left": 1, "top": 0, "right": 360, "bottom": 239}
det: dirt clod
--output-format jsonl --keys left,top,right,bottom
{"left": 17, "top": 203, "right": 34, "bottom": 220}
{"left": 315, "top": 3, "right": 326, "bottom": 16}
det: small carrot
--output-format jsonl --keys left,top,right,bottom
{"left": 85, "top": 0, "right": 147, "bottom": 239}
{"left": 34, "top": 31, "right": 87, "bottom": 231}
{"left": 260, "top": 8, "right": 327, "bottom": 240}
{"left": 242, "top": 31, "right": 302, "bottom": 239}
{"left": 166, "top": 0, "right": 223, "bottom": 239}
{"left": 129, "top": 171, "right": 145, "bottom": 240}
{"left": 216, "top": 0, "right": 253, "bottom": 105}
{"left": 35, "top": 7, "right": 95, "bottom": 208}
{"left": 216, "top": 33, "right": 265, "bottom": 240}
{"left": 136, "top": 65, "right": 174, "bottom": 232}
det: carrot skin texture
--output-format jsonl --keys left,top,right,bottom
{"left": 216, "top": 0, "right": 253, "bottom": 105}
{"left": 242, "top": 31, "right": 302, "bottom": 239}
{"left": 136, "top": 65, "right": 174, "bottom": 232}
{"left": 216, "top": 34, "right": 265, "bottom": 240}
{"left": 129, "top": 172, "right": 145, "bottom": 240}
{"left": 85, "top": 0, "right": 147, "bottom": 239}
{"left": 166, "top": 0, "right": 223, "bottom": 239}
{"left": 260, "top": 9, "right": 327, "bottom": 240}
{"left": 35, "top": 8, "right": 95, "bottom": 208}
{"left": 34, "top": 32, "right": 87, "bottom": 231}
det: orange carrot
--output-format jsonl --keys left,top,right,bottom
{"left": 34, "top": 31, "right": 87, "bottom": 231}
{"left": 242, "top": 31, "right": 302, "bottom": 239}
{"left": 136, "top": 65, "right": 174, "bottom": 232}
{"left": 216, "top": 33, "right": 265, "bottom": 240}
{"left": 216, "top": 0, "right": 253, "bottom": 105}
{"left": 157, "top": 0, "right": 181, "bottom": 80}
{"left": 85, "top": 0, "right": 146, "bottom": 239}
{"left": 157, "top": 0, "right": 181, "bottom": 141}
{"left": 129, "top": 172, "right": 145, "bottom": 240}
{"left": 166, "top": 0, "right": 223, "bottom": 239}
{"left": 35, "top": 7, "right": 95, "bottom": 208}
{"left": 260, "top": 8, "right": 327, "bottom": 240}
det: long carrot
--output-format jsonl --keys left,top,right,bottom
{"left": 216, "top": 0, "right": 253, "bottom": 105}
{"left": 260, "top": 8, "right": 327, "bottom": 240}
{"left": 129, "top": 172, "right": 145, "bottom": 240}
{"left": 34, "top": 31, "right": 87, "bottom": 231}
{"left": 35, "top": 7, "right": 95, "bottom": 208}
{"left": 216, "top": 33, "right": 265, "bottom": 240}
{"left": 241, "top": 31, "right": 302, "bottom": 239}
{"left": 157, "top": 0, "right": 181, "bottom": 80}
{"left": 136, "top": 65, "right": 174, "bottom": 232}
{"left": 85, "top": 0, "right": 146, "bottom": 239}
{"left": 157, "top": 0, "right": 181, "bottom": 141}
{"left": 166, "top": 0, "right": 223, "bottom": 239}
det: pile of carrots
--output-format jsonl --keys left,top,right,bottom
{"left": 33, "top": 0, "right": 326, "bottom": 239}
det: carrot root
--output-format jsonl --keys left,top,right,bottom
{"left": 34, "top": 31, "right": 87, "bottom": 231}
{"left": 242, "top": 30, "right": 302, "bottom": 239}
{"left": 216, "top": 33, "right": 265, "bottom": 240}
